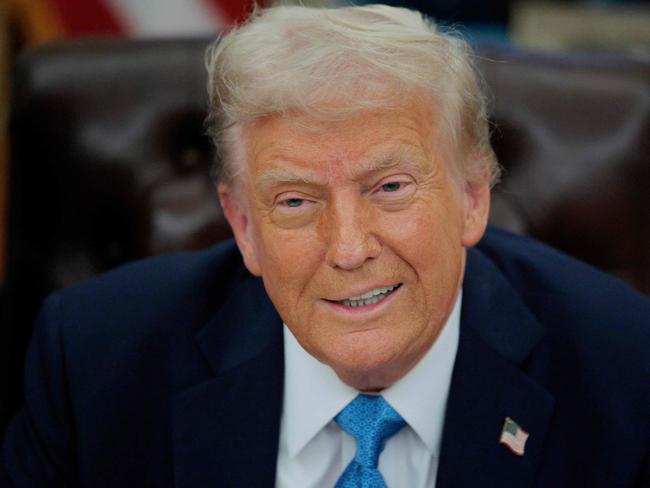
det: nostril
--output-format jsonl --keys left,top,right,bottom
{"left": 327, "top": 235, "right": 382, "bottom": 270}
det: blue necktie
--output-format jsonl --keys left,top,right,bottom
{"left": 334, "top": 394, "right": 406, "bottom": 488}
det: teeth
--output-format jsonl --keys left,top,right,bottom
{"left": 346, "top": 285, "right": 397, "bottom": 301}
{"left": 339, "top": 285, "right": 399, "bottom": 307}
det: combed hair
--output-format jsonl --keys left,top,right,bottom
{"left": 205, "top": 4, "right": 500, "bottom": 186}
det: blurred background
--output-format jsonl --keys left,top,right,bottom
{"left": 0, "top": 0, "right": 649, "bottom": 436}
{"left": 1, "top": 0, "right": 264, "bottom": 284}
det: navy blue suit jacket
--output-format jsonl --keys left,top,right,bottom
{"left": 2, "top": 228, "right": 650, "bottom": 487}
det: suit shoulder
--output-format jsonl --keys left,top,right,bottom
{"left": 66, "top": 238, "right": 243, "bottom": 295}
{"left": 475, "top": 227, "right": 650, "bottom": 351}
{"left": 64, "top": 239, "right": 242, "bottom": 300}
{"left": 477, "top": 227, "right": 650, "bottom": 307}
{"left": 474, "top": 229, "right": 650, "bottom": 426}
{"left": 47, "top": 239, "right": 248, "bottom": 347}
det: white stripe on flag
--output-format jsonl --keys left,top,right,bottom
{"left": 104, "top": 0, "right": 227, "bottom": 36}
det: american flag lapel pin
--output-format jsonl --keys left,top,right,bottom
{"left": 499, "top": 417, "right": 529, "bottom": 456}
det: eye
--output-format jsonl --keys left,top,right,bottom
{"left": 381, "top": 181, "right": 403, "bottom": 193}
{"left": 284, "top": 198, "right": 304, "bottom": 208}
{"left": 370, "top": 176, "right": 415, "bottom": 208}
{"left": 275, "top": 194, "right": 318, "bottom": 213}
{"left": 375, "top": 178, "right": 413, "bottom": 196}
{"left": 272, "top": 193, "right": 320, "bottom": 228}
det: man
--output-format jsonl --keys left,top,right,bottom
{"left": 2, "top": 4, "right": 649, "bottom": 487}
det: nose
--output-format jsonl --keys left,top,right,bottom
{"left": 324, "top": 192, "right": 381, "bottom": 270}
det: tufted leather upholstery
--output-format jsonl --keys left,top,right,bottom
{"left": 2, "top": 39, "right": 230, "bottom": 432}
{"left": 1, "top": 38, "right": 649, "bottom": 433}
{"left": 480, "top": 46, "right": 650, "bottom": 295}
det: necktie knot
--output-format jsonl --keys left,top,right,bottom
{"left": 335, "top": 394, "right": 406, "bottom": 471}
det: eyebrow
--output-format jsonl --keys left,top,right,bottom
{"left": 351, "top": 145, "right": 430, "bottom": 181}
{"left": 255, "top": 145, "right": 429, "bottom": 190}
{"left": 256, "top": 166, "right": 326, "bottom": 190}
{"left": 364, "top": 146, "right": 427, "bottom": 174}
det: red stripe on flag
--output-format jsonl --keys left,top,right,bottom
{"left": 46, "top": 0, "right": 126, "bottom": 37}
{"left": 203, "top": 0, "right": 262, "bottom": 25}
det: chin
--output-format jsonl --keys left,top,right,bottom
{"left": 322, "top": 337, "right": 410, "bottom": 391}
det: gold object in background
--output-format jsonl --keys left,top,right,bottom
{"left": 512, "top": 1, "right": 650, "bottom": 58}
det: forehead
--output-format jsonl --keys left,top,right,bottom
{"left": 243, "top": 102, "right": 442, "bottom": 184}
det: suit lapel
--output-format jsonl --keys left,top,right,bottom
{"left": 436, "top": 249, "right": 555, "bottom": 488}
{"left": 172, "top": 274, "right": 284, "bottom": 488}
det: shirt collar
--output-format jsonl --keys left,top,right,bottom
{"left": 281, "top": 291, "right": 462, "bottom": 458}
{"left": 382, "top": 291, "right": 461, "bottom": 454}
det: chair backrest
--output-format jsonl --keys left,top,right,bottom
{"left": 2, "top": 38, "right": 649, "bottom": 434}
{"left": 477, "top": 45, "right": 650, "bottom": 293}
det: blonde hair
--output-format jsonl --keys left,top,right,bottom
{"left": 206, "top": 4, "right": 499, "bottom": 186}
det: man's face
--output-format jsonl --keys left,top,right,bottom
{"left": 219, "top": 101, "right": 490, "bottom": 390}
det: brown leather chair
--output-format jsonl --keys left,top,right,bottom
{"left": 479, "top": 46, "right": 650, "bottom": 294}
{"left": 2, "top": 38, "right": 649, "bottom": 434}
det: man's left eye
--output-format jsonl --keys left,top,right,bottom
{"left": 372, "top": 178, "right": 415, "bottom": 207}
{"left": 381, "top": 182, "right": 402, "bottom": 192}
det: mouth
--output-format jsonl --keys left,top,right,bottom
{"left": 326, "top": 283, "right": 402, "bottom": 308}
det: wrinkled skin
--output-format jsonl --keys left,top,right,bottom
{"left": 219, "top": 101, "right": 490, "bottom": 391}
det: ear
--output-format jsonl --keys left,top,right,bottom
{"left": 218, "top": 182, "right": 262, "bottom": 276}
{"left": 460, "top": 171, "right": 491, "bottom": 248}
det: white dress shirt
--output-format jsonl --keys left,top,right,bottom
{"left": 275, "top": 292, "right": 461, "bottom": 488}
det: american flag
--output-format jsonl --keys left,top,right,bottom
{"left": 12, "top": 0, "right": 263, "bottom": 44}
{"left": 499, "top": 417, "right": 529, "bottom": 456}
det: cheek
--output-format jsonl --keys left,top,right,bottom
{"left": 253, "top": 222, "right": 325, "bottom": 308}
{"left": 376, "top": 199, "right": 465, "bottom": 301}
{"left": 376, "top": 194, "right": 464, "bottom": 254}
{"left": 258, "top": 227, "right": 321, "bottom": 272}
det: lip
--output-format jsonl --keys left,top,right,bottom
{"left": 325, "top": 283, "right": 402, "bottom": 302}
{"left": 322, "top": 283, "right": 403, "bottom": 315}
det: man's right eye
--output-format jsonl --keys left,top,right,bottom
{"left": 284, "top": 198, "right": 304, "bottom": 208}
{"left": 274, "top": 196, "right": 317, "bottom": 214}
{"left": 272, "top": 195, "right": 319, "bottom": 228}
